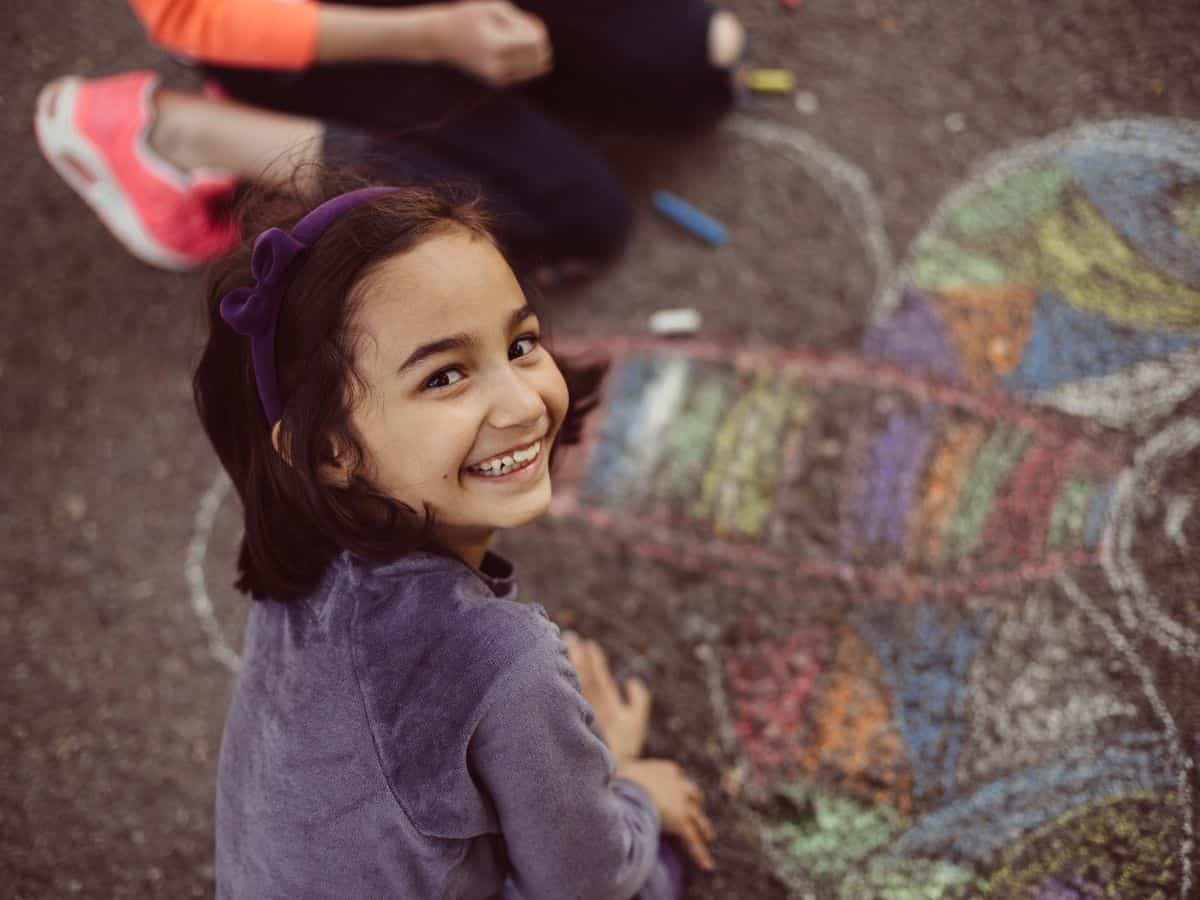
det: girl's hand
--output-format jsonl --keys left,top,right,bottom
{"left": 616, "top": 759, "right": 716, "bottom": 871}
{"left": 564, "top": 633, "right": 651, "bottom": 762}
{"left": 433, "top": 2, "right": 553, "bottom": 86}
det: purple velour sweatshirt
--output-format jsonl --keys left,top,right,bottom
{"left": 215, "top": 549, "right": 678, "bottom": 900}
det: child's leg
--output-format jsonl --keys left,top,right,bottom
{"left": 149, "top": 90, "right": 323, "bottom": 186}
{"left": 317, "top": 110, "right": 631, "bottom": 273}
{"left": 205, "top": 62, "right": 632, "bottom": 271}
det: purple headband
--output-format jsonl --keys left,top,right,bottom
{"left": 219, "top": 186, "right": 399, "bottom": 424}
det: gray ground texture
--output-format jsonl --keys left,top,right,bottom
{"left": 4, "top": 1, "right": 1200, "bottom": 898}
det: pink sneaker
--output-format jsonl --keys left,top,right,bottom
{"left": 34, "top": 71, "right": 239, "bottom": 271}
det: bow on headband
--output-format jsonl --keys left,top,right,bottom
{"left": 218, "top": 186, "right": 399, "bottom": 424}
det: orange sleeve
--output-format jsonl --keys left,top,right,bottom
{"left": 129, "top": 0, "right": 320, "bottom": 71}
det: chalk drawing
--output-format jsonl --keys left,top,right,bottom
{"left": 1058, "top": 574, "right": 1193, "bottom": 897}
{"left": 185, "top": 470, "right": 239, "bottom": 674}
{"left": 724, "top": 115, "right": 895, "bottom": 308}
{"left": 541, "top": 118, "right": 1200, "bottom": 896}
{"left": 1101, "top": 417, "right": 1200, "bottom": 664}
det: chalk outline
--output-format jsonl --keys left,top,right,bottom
{"left": 185, "top": 471, "right": 240, "bottom": 673}
{"left": 878, "top": 116, "right": 1200, "bottom": 322}
{"left": 1165, "top": 494, "right": 1192, "bottom": 551}
{"left": 1058, "top": 573, "right": 1194, "bottom": 897}
{"left": 1101, "top": 418, "right": 1200, "bottom": 663}
{"left": 707, "top": 118, "right": 1200, "bottom": 895}
{"left": 724, "top": 114, "right": 895, "bottom": 310}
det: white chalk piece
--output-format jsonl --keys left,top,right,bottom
{"left": 649, "top": 308, "right": 703, "bottom": 336}
{"left": 794, "top": 90, "right": 819, "bottom": 115}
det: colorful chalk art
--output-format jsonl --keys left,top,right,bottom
{"left": 545, "top": 120, "right": 1200, "bottom": 897}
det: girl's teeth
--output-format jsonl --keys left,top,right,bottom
{"left": 472, "top": 441, "right": 540, "bottom": 476}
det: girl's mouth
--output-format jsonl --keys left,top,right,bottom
{"left": 464, "top": 440, "right": 542, "bottom": 478}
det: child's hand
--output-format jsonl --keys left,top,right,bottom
{"left": 616, "top": 759, "right": 716, "bottom": 872}
{"left": 434, "top": 2, "right": 553, "bottom": 86}
{"left": 564, "top": 633, "right": 651, "bottom": 762}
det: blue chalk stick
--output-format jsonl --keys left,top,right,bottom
{"left": 652, "top": 191, "right": 728, "bottom": 246}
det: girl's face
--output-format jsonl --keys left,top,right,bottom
{"left": 345, "top": 228, "right": 569, "bottom": 563}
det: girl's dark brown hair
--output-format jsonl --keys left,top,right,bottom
{"left": 194, "top": 173, "right": 606, "bottom": 601}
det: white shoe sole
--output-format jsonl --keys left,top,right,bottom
{"left": 34, "top": 76, "right": 198, "bottom": 271}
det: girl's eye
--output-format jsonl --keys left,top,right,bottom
{"left": 424, "top": 368, "right": 464, "bottom": 390}
{"left": 509, "top": 335, "right": 539, "bottom": 360}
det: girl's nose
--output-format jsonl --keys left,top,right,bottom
{"left": 486, "top": 367, "right": 544, "bottom": 430}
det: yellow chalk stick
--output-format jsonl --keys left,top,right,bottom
{"left": 745, "top": 69, "right": 796, "bottom": 93}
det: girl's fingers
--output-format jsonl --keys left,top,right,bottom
{"left": 623, "top": 676, "right": 652, "bottom": 717}
{"left": 565, "top": 636, "right": 599, "bottom": 684}
{"left": 681, "top": 820, "right": 715, "bottom": 871}
{"left": 684, "top": 788, "right": 714, "bottom": 841}
{"left": 586, "top": 641, "right": 621, "bottom": 702}
{"left": 692, "top": 805, "right": 716, "bottom": 843}
{"left": 587, "top": 640, "right": 614, "bottom": 684}
{"left": 579, "top": 638, "right": 597, "bottom": 674}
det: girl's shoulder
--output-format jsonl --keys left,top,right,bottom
{"left": 346, "top": 549, "right": 553, "bottom": 665}
{"left": 343, "top": 549, "right": 559, "bottom": 838}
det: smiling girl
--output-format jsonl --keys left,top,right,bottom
{"left": 194, "top": 181, "right": 713, "bottom": 899}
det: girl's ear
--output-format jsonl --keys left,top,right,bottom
{"left": 317, "top": 433, "right": 354, "bottom": 488}
{"left": 271, "top": 421, "right": 353, "bottom": 487}
{"left": 270, "top": 420, "right": 290, "bottom": 463}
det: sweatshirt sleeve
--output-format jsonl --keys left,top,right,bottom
{"left": 470, "top": 631, "right": 660, "bottom": 900}
{"left": 128, "top": 0, "right": 319, "bottom": 70}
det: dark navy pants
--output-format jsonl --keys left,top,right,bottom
{"left": 208, "top": 0, "right": 735, "bottom": 273}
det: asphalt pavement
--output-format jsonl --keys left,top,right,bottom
{"left": 4, "top": 1, "right": 1199, "bottom": 897}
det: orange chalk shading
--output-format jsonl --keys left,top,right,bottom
{"left": 801, "top": 626, "right": 912, "bottom": 815}
{"left": 908, "top": 421, "right": 988, "bottom": 567}
{"left": 936, "top": 285, "right": 1037, "bottom": 388}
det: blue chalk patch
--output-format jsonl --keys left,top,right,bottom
{"left": 1083, "top": 480, "right": 1116, "bottom": 547}
{"left": 653, "top": 191, "right": 728, "bottom": 246}
{"left": 853, "top": 604, "right": 991, "bottom": 804}
{"left": 1067, "top": 137, "right": 1200, "bottom": 289}
{"left": 1004, "top": 291, "right": 1199, "bottom": 393}
{"left": 582, "top": 356, "right": 653, "bottom": 501}
{"left": 891, "top": 731, "right": 1176, "bottom": 863}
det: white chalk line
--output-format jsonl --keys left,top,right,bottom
{"left": 1101, "top": 418, "right": 1200, "bottom": 663}
{"left": 185, "top": 470, "right": 240, "bottom": 673}
{"left": 1057, "top": 573, "right": 1193, "bottom": 899}
{"left": 876, "top": 117, "right": 1200, "bottom": 323}
{"left": 1165, "top": 494, "right": 1192, "bottom": 551}
{"left": 725, "top": 115, "right": 895, "bottom": 312}
{"left": 1032, "top": 348, "right": 1200, "bottom": 433}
